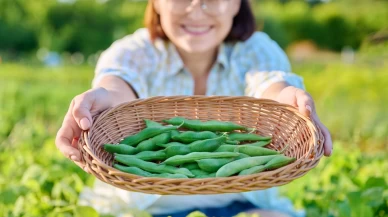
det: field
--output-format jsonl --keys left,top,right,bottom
{"left": 0, "top": 56, "right": 387, "bottom": 216}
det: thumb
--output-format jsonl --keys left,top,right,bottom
{"left": 72, "top": 92, "right": 95, "bottom": 130}
{"left": 296, "top": 91, "right": 314, "bottom": 118}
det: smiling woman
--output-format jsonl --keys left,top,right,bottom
{"left": 56, "top": 0, "right": 332, "bottom": 216}
{"left": 146, "top": 0, "right": 255, "bottom": 42}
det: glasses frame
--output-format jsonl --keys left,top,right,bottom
{"left": 166, "top": 0, "right": 231, "bottom": 16}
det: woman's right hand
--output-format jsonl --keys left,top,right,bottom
{"left": 55, "top": 87, "right": 113, "bottom": 172}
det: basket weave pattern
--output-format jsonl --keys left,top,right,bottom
{"left": 78, "top": 96, "right": 324, "bottom": 195}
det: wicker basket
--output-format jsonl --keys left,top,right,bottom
{"left": 78, "top": 96, "right": 324, "bottom": 195}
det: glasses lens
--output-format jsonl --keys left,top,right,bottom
{"left": 202, "top": 0, "right": 229, "bottom": 15}
{"left": 167, "top": 0, "right": 230, "bottom": 16}
{"left": 167, "top": 0, "right": 191, "bottom": 14}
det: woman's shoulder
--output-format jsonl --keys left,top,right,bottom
{"left": 227, "top": 31, "right": 290, "bottom": 72}
{"left": 232, "top": 31, "right": 278, "bottom": 50}
{"left": 109, "top": 28, "right": 157, "bottom": 51}
{"left": 100, "top": 28, "right": 167, "bottom": 65}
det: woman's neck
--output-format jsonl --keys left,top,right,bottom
{"left": 177, "top": 47, "right": 218, "bottom": 78}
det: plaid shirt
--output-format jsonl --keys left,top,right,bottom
{"left": 82, "top": 28, "right": 305, "bottom": 217}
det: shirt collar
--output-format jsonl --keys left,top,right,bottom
{"left": 166, "top": 42, "right": 229, "bottom": 76}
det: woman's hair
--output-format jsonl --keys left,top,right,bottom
{"left": 145, "top": 0, "right": 256, "bottom": 42}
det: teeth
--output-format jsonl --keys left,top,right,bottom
{"left": 184, "top": 26, "right": 211, "bottom": 33}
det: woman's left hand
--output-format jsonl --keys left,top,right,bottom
{"left": 275, "top": 86, "right": 333, "bottom": 156}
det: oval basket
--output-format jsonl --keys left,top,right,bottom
{"left": 78, "top": 96, "right": 324, "bottom": 195}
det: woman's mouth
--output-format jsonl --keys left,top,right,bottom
{"left": 181, "top": 25, "right": 213, "bottom": 36}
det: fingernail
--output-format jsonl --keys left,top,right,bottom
{"left": 306, "top": 105, "right": 312, "bottom": 112}
{"left": 70, "top": 155, "right": 78, "bottom": 161}
{"left": 80, "top": 118, "right": 90, "bottom": 130}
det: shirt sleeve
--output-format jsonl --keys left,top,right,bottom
{"left": 239, "top": 32, "right": 305, "bottom": 98}
{"left": 92, "top": 28, "right": 157, "bottom": 99}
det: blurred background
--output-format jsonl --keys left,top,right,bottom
{"left": 0, "top": 0, "right": 387, "bottom": 216}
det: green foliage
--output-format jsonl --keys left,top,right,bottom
{"left": 253, "top": 0, "right": 388, "bottom": 51}
{"left": 0, "top": 57, "right": 387, "bottom": 216}
{"left": 1, "top": 0, "right": 387, "bottom": 55}
{"left": 0, "top": 21, "right": 38, "bottom": 51}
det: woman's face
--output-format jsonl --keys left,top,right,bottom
{"left": 154, "top": 0, "right": 241, "bottom": 54}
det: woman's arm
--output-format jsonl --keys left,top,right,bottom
{"left": 55, "top": 75, "right": 138, "bottom": 171}
{"left": 262, "top": 81, "right": 333, "bottom": 157}
{"left": 261, "top": 81, "right": 289, "bottom": 101}
{"left": 95, "top": 75, "right": 138, "bottom": 106}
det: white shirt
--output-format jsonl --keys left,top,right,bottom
{"left": 79, "top": 28, "right": 306, "bottom": 217}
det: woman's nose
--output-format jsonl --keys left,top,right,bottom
{"left": 186, "top": 0, "right": 208, "bottom": 19}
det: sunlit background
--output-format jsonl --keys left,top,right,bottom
{"left": 0, "top": 0, "right": 387, "bottom": 216}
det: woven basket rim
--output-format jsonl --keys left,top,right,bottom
{"left": 79, "top": 95, "right": 324, "bottom": 194}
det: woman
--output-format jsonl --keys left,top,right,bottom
{"left": 55, "top": 0, "right": 333, "bottom": 216}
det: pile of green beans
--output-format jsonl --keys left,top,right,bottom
{"left": 104, "top": 117, "right": 296, "bottom": 179}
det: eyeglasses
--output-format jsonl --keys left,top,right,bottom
{"left": 166, "top": 0, "right": 231, "bottom": 16}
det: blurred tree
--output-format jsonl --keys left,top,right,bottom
{"left": 0, "top": 0, "right": 386, "bottom": 56}
{"left": 46, "top": 1, "right": 120, "bottom": 55}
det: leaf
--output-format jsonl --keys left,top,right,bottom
{"left": 12, "top": 196, "right": 24, "bottom": 217}
{"left": 364, "top": 177, "right": 386, "bottom": 190}
{"left": 0, "top": 186, "right": 29, "bottom": 205}
{"left": 74, "top": 206, "right": 99, "bottom": 217}
{"left": 52, "top": 182, "right": 63, "bottom": 199}
{"left": 337, "top": 201, "right": 351, "bottom": 217}
{"left": 0, "top": 188, "right": 19, "bottom": 204}
{"left": 351, "top": 204, "right": 374, "bottom": 217}
{"left": 71, "top": 174, "right": 84, "bottom": 193}
{"left": 347, "top": 191, "right": 363, "bottom": 207}
{"left": 361, "top": 187, "right": 384, "bottom": 207}
{"left": 61, "top": 183, "right": 78, "bottom": 204}
{"left": 21, "top": 164, "right": 46, "bottom": 184}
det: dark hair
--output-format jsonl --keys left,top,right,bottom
{"left": 145, "top": 0, "right": 256, "bottom": 42}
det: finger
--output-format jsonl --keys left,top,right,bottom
{"left": 56, "top": 125, "right": 82, "bottom": 160}
{"left": 55, "top": 102, "right": 83, "bottom": 160}
{"left": 70, "top": 135, "right": 90, "bottom": 173}
{"left": 72, "top": 92, "right": 95, "bottom": 130}
{"left": 312, "top": 113, "right": 333, "bottom": 157}
{"left": 296, "top": 90, "right": 314, "bottom": 117}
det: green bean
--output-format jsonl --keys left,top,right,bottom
{"left": 163, "top": 152, "right": 240, "bottom": 166}
{"left": 188, "top": 136, "right": 226, "bottom": 152}
{"left": 113, "top": 164, "right": 151, "bottom": 176}
{"left": 104, "top": 144, "right": 138, "bottom": 155}
{"left": 170, "top": 130, "right": 180, "bottom": 139}
{"left": 227, "top": 132, "right": 272, "bottom": 141}
{"left": 172, "top": 131, "right": 218, "bottom": 143}
{"left": 263, "top": 155, "right": 296, "bottom": 170}
{"left": 238, "top": 165, "right": 266, "bottom": 176}
{"left": 144, "top": 119, "right": 163, "bottom": 128}
{"left": 114, "top": 164, "right": 188, "bottom": 178}
{"left": 135, "top": 150, "right": 166, "bottom": 161}
{"left": 121, "top": 125, "right": 179, "bottom": 146}
{"left": 157, "top": 141, "right": 186, "bottom": 148}
{"left": 190, "top": 169, "right": 209, "bottom": 177}
{"left": 136, "top": 132, "right": 171, "bottom": 151}
{"left": 243, "top": 140, "right": 271, "bottom": 147}
{"left": 163, "top": 117, "right": 247, "bottom": 132}
{"left": 196, "top": 158, "right": 235, "bottom": 173}
{"left": 235, "top": 153, "right": 250, "bottom": 160}
{"left": 216, "top": 155, "right": 277, "bottom": 177}
{"left": 164, "top": 145, "right": 191, "bottom": 158}
{"left": 215, "top": 145, "right": 238, "bottom": 152}
{"left": 225, "top": 140, "right": 240, "bottom": 145}
{"left": 195, "top": 173, "right": 216, "bottom": 178}
{"left": 180, "top": 163, "right": 200, "bottom": 170}
{"left": 152, "top": 173, "right": 189, "bottom": 179}
{"left": 236, "top": 146, "right": 279, "bottom": 156}
{"left": 114, "top": 154, "right": 194, "bottom": 177}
